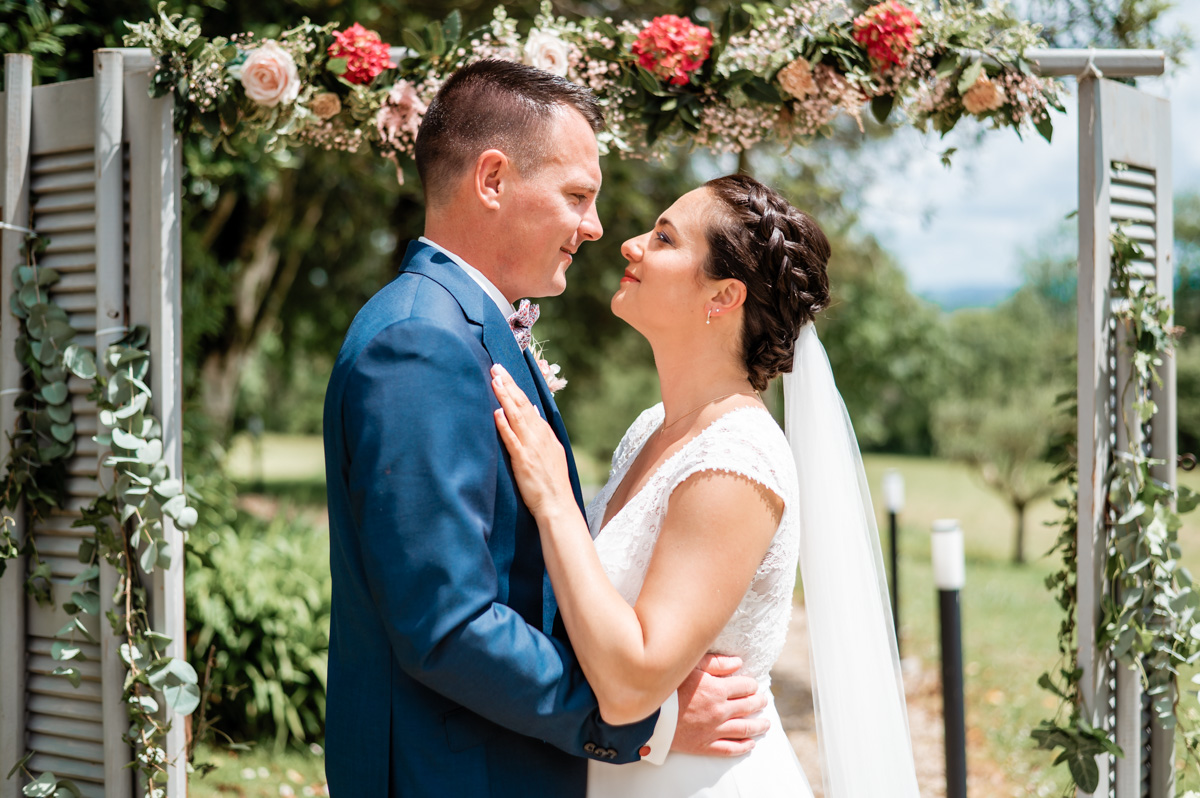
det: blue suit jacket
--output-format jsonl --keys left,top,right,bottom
{"left": 323, "top": 241, "right": 658, "bottom": 797}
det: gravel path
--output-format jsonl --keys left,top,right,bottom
{"left": 772, "top": 604, "right": 1014, "bottom": 797}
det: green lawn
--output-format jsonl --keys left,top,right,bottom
{"left": 210, "top": 434, "right": 1200, "bottom": 793}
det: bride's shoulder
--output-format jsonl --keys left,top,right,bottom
{"left": 683, "top": 406, "right": 796, "bottom": 494}
{"left": 609, "top": 403, "right": 665, "bottom": 473}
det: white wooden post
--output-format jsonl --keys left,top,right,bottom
{"left": 95, "top": 48, "right": 134, "bottom": 798}
{"left": 0, "top": 52, "right": 34, "bottom": 798}
{"left": 123, "top": 56, "right": 188, "bottom": 798}
{"left": 1077, "top": 75, "right": 1173, "bottom": 798}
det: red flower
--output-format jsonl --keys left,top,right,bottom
{"left": 631, "top": 15, "right": 713, "bottom": 86}
{"left": 852, "top": 1, "right": 921, "bottom": 67}
{"left": 328, "top": 22, "right": 396, "bottom": 85}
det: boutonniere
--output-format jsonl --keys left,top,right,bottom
{"left": 531, "top": 340, "right": 567, "bottom": 394}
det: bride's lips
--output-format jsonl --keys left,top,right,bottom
{"left": 620, "top": 268, "right": 639, "bottom": 285}
{"left": 560, "top": 247, "right": 574, "bottom": 263}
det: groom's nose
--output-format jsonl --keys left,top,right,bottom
{"left": 579, "top": 201, "right": 603, "bottom": 242}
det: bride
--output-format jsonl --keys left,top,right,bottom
{"left": 489, "top": 174, "right": 919, "bottom": 796}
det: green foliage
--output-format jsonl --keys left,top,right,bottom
{"left": 1034, "top": 225, "right": 1200, "bottom": 791}
{"left": 186, "top": 512, "right": 331, "bottom": 751}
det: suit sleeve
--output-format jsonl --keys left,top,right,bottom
{"left": 342, "top": 318, "right": 657, "bottom": 762}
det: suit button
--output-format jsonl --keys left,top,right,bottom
{"left": 606, "top": 748, "right": 617, "bottom": 760}
{"left": 584, "top": 742, "right": 596, "bottom": 754}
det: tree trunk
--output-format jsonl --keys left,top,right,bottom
{"left": 1013, "top": 499, "right": 1027, "bottom": 564}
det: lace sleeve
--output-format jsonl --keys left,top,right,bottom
{"left": 660, "top": 408, "right": 797, "bottom": 514}
{"left": 608, "top": 403, "right": 665, "bottom": 477}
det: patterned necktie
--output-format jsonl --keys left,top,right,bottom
{"left": 507, "top": 299, "right": 540, "bottom": 352}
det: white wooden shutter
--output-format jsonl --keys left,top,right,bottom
{"left": 1, "top": 49, "right": 184, "bottom": 798}
{"left": 1076, "top": 76, "right": 1174, "bottom": 798}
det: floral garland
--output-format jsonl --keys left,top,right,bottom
{"left": 124, "top": 0, "right": 1061, "bottom": 179}
{"left": 1033, "top": 221, "right": 1200, "bottom": 792}
{"left": 0, "top": 230, "right": 199, "bottom": 798}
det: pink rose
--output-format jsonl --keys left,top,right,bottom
{"left": 240, "top": 41, "right": 301, "bottom": 107}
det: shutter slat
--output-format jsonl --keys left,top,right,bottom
{"left": 54, "top": 273, "right": 98, "bottom": 294}
{"left": 1110, "top": 183, "right": 1156, "bottom": 207}
{"left": 27, "top": 588, "right": 100, "bottom": 639}
{"left": 40, "top": 557, "right": 88, "bottom": 580}
{"left": 28, "top": 637, "right": 100, "bottom": 660}
{"left": 27, "top": 753, "right": 104, "bottom": 784}
{"left": 1110, "top": 222, "right": 1155, "bottom": 243}
{"left": 1110, "top": 166, "right": 1156, "bottom": 188}
{"left": 30, "top": 169, "right": 93, "bottom": 195}
{"left": 28, "top": 714, "right": 104, "bottom": 744}
{"left": 28, "top": 694, "right": 103, "bottom": 723}
{"left": 31, "top": 150, "right": 94, "bottom": 175}
{"left": 29, "top": 655, "right": 101, "bottom": 682}
{"left": 67, "top": 313, "right": 96, "bottom": 333}
{"left": 1110, "top": 203, "right": 1156, "bottom": 224}
{"left": 41, "top": 230, "right": 95, "bottom": 254}
{"left": 29, "top": 732, "right": 105, "bottom": 764}
{"left": 34, "top": 211, "right": 97, "bottom": 234}
{"left": 26, "top": 674, "right": 102, "bottom": 702}
{"left": 38, "top": 251, "right": 97, "bottom": 272}
{"left": 33, "top": 189, "right": 95, "bottom": 215}
{"left": 51, "top": 293, "right": 97, "bottom": 312}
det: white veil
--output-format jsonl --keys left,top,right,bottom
{"left": 782, "top": 323, "right": 920, "bottom": 796}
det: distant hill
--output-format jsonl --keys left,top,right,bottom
{"left": 917, "top": 283, "right": 1017, "bottom": 311}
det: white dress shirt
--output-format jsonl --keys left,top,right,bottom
{"left": 415, "top": 236, "right": 678, "bottom": 764}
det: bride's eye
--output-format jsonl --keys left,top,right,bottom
{"left": 655, "top": 231, "right": 673, "bottom": 246}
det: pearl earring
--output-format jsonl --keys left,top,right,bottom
{"left": 706, "top": 308, "right": 712, "bottom": 325}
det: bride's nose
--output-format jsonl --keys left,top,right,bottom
{"left": 621, "top": 235, "right": 643, "bottom": 262}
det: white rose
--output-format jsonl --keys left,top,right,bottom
{"left": 524, "top": 29, "right": 571, "bottom": 77}
{"left": 240, "top": 41, "right": 301, "bottom": 108}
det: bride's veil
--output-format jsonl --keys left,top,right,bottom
{"left": 782, "top": 323, "right": 920, "bottom": 796}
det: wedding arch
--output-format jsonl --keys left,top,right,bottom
{"left": 0, "top": 3, "right": 1181, "bottom": 796}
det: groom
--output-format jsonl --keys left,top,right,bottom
{"left": 323, "top": 59, "right": 767, "bottom": 797}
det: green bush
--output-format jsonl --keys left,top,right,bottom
{"left": 186, "top": 510, "right": 330, "bottom": 751}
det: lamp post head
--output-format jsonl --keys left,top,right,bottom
{"left": 931, "top": 518, "right": 965, "bottom": 591}
{"left": 883, "top": 469, "right": 905, "bottom": 513}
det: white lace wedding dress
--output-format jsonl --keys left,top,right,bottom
{"left": 585, "top": 403, "right": 814, "bottom": 797}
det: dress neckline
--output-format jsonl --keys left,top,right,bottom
{"left": 594, "top": 403, "right": 770, "bottom": 538}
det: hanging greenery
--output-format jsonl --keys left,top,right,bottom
{"left": 1033, "top": 219, "right": 1200, "bottom": 792}
{"left": 123, "top": 0, "right": 1061, "bottom": 178}
{"left": 0, "top": 228, "right": 199, "bottom": 798}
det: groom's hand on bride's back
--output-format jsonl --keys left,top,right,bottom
{"left": 670, "top": 654, "right": 769, "bottom": 757}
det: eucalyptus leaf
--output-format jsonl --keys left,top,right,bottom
{"left": 111, "top": 428, "right": 143, "bottom": 451}
{"left": 47, "top": 402, "right": 72, "bottom": 424}
{"left": 140, "top": 540, "right": 159, "bottom": 574}
{"left": 62, "top": 345, "right": 96, "bottom": 380}
{"left": 138, "top": 438, "right": 164, "bottom": 465}
{"left": 957, "top": 60, "right": 984, "bottom": 94}
{"left": 51, "top": 666, "right": 81, "bottom": 689}
{"left": 161, "top": 494, "right": 188, "bottom": 520}
{"left": 70, "top": 591, "right": 99, "bottom": 616}
{"left": 50, "top": 422, "right": 75, "bottom": 444}
{"left": 153, "top": 479, "right": 183, "bottom": 499}
{"left": 22, "top": 772, "right": 58, "bottom": 798}
{"left": 40, "top": 381, "right": 68, "bottom": 405}
{"left": 69, "top": 564, "right": 100, "bottom": 586}
{"left": 51, "top": 640, "right": 82, "bottom": 661}
{"left": 175, "top": 506, "right": 199, "bottom": 531}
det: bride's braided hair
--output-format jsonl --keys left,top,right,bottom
{"left": 703, "top": 174, "right": 831, "bottom": 391}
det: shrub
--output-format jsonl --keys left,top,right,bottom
{"left": 186, "top": 510, "right": 330, "bottom": 751}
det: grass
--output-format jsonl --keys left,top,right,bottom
{"left": 189, "top": 744, "right": 327, "bottom": 798}
{"left": 210, "top": 434, "right": 1200, "bottom": 795}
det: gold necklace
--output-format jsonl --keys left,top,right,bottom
{"left": 659, "top": 391, "right": 758, "bottom": 437}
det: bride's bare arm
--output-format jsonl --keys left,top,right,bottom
{"left": 492, "top": 366, "right": 781, "bottom": 726}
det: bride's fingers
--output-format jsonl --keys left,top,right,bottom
{"left": 493, "top": 408, "right": 522, "bottom": 453}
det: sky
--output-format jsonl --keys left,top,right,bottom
{"left": 859, "top": 14, "right": 1200, "bottom": 294}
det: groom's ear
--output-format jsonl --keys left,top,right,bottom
{"left": 473, "top": 149, "right": 510, "bottom": 211}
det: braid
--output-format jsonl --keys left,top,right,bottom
{"left": 703, "top": 175, "right": 831, "bottom": 390}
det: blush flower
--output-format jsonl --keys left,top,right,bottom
{"left": 852, "top": 1, "right": 922, "bottom": 67}
{"left": 524, "top": 29, "right": 571, "bottom": 77}
{"left": 240, "top": 41, "right": 301, "bottom": 107}
{"left": 376, "top": 80, "right": 427, "bottom": 145}
{"left": 962, "top": 73, "right": 1006, "bottom": 114}
{"left": 777, "top": 56, "right": 817, "bottom": 99}
{"left": 538, "top": 359, "right": 568, "bottom": 394}
{"left": 631, "top": 15, "right": 713, "bottom": 86}
{"left": 310, "top": 92, "right": 343, "bottom": 120}
{"left": 328, "top": 22, "right": 396, "bottom": 85}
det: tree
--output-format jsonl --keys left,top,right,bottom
{"left": 932, "top": 232, "right": 1076, "bottom": 564}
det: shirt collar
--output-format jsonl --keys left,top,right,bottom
{"left": 418, "top": 236, "right": 515, "bottom": 317}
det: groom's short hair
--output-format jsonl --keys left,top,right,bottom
{"left": 415, "top": 59, "right": 604, "bottom": 206}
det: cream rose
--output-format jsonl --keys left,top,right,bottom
{"left": 524, "top": 29, "right": 571, "bottom": 77}
{"left": 310, "top": 92, "right": 342, "bottom": 120}
{"left": 962, "top": 74, "right": 1005, "bottom": 115}
{"left": 240, "top": 41, "right": 301, "bottom": 108}
{"left": 777, "top": 56, "right": 817, "bottom": 99}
